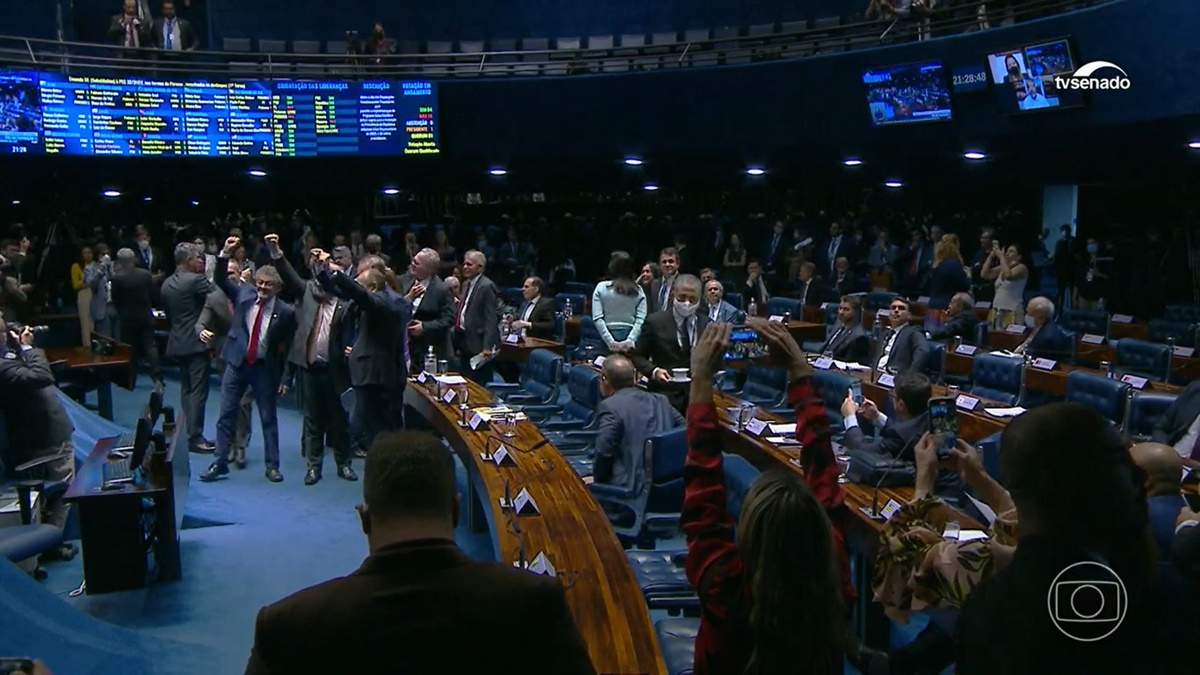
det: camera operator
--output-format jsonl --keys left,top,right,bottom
{"left": 0, "top": 318, "right": 76, "bottom": 560}
{"left": 0, "top": 238, "right": 34, "bottom": 323}
{"left": 363, "top": 22, "right": 395, "bottom": 65}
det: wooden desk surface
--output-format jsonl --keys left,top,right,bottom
{"left": 405, "top": 379, "right": 666, "bottom": 675}
{"left": 497, "top": 337, "right": 567, "bottom": 364}
{"left": 944, "top": 349, "right": 1183, "bottom": 397}
{"left": 64, "top": 436, "right": 169, "bottom": 502}
{"left": 46, "top": 345, "right": 136, "bottom": 391}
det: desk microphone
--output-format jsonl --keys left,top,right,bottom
{"left": 518, "top": 535, "right": 527, "bottom": 569}
{"left": 860, "top": 450, "right": 906, "bottom": 520}
{"left": 503, "top": 479, "right": 511, "bottom": 509}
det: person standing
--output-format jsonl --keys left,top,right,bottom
{"left": 82, "top": 244, "right": 114, "bottom": 340}
{"left": 398, "top": 248, "right": 455, "bottom": 372}
{"left": 273, "top": 240, "right": 355, "bottom": 486}
{"left": 196, "top": 256, "right": 254, "bottom": 468}
{"left": 110, "top": 247, "right": 165, "bottom": 389}
{"left": 200, "top": 236, "right": 296, "bottom": 483}
{"left": 453, "top": 250, "right": 500, "bottom": 384}
{"left": 150, "top": 0, "right": 197, "bottom": 52}
{"left": 71, "top": 246, "right": 94, "bottom": 346}
{"left": 160, "top": 242, "right": 215, "bottom": 453}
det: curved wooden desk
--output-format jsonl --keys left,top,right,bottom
{"left": 405, "top": 378, "right": 666, "bottom": 675}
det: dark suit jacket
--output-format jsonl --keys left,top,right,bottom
{"left": 109, "top": 266, "right": 156, "bottom": 327}
{"left": 819, "top": 322, "right": 871, "bottom": 363}
{"left": 317, "top": 269, "right": 405, "bottom": 389}
{"left": 929, "top": 311, "right": 982, "bottom": 344}
{"left": 245, "top": 538, "right": 595, "bottom": 675}
{"left": 516, "top": 295, "right": 556, "bottom": 340}
{"left": 0, "top": 347, "right": 73, "bottom": 460}
{"left": 457, "top": 274, "right": 500, "bottom": 356}
{"left": 275, "top": 256, "right": 351, "bottom": 388}
{"left": 818, "top": 236, "right": 856, "bottom": 278}
{"left": 107, "top": 14, "right": 150, "bottom": 47}
{"left": 1173, "top": 523, "right": 1200, "bottom": 585}
{"left": 399, "top": 272, "right": 455, "bottom": 360}
{"left": 593, "top": 387, "right": 684, "bottom": 491}
{"left": 843, "top": 411, "right": 927, "bottom": 462}
{"left": 1152, "top": 380, "right": 1200, "bottom": 446}
{"left": 1149, "top": 494, "right": 1188, "bottom": 563}
{"left": 149, "top": 16, "right": 198, "bottom": 50}
{"left": 631, "top": 311, "right": 710, "bottom": 410}
{"left": 215, "top": 257, "right": 297, "bottom": 377}
{"left": 196, "top": 285, "right": 234, "bottom": 358}
{"left": 784, "top": 277, "right": 829, "bottom": 307}
{"left": 160, "top": 268, "right": 216, "bottom": 357}
{"left": 127, "top": 243, "right": 165, "bottom": 276}
{"left": 1022, "top": 321, "right": 1074, "bottom": 360}
{"left": 877, "top": 324, "right": 929, "bottom": 372}
{"left": 649, "top": 274, "right": 678, "bottom": 314}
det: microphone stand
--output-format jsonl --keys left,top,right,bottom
{"left": 860, "top": 456, "right": 902, "bottom": 520}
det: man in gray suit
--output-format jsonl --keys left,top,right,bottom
{"left": 160, "top": 242, "right": 216, "bottom": 452}
{"left": 702, "top": 279, "right": 743, "bottom": 324}
{"left": 197, "top": 256, "right": 253, "bottom": 467}
{"left": 453, "top": 250, "right": 500, "bottom": 384}
{"left": 588, "top": 354, "right": 683, "bottom": 491}
{"left": 874, "top": 296, "right": 929, "bottom": 373}
{"left": 818, "top": 295, "right": 871, "bottom": 364}
{"left": 399, "top": 248, "right": 455, "bottom": 371}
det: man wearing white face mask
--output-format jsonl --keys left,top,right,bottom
{"left": 1014, "top": 296, "right": 1072, "bottom": 359}
{"left": 631, "top": 274, "right": 709, "bottom": 412}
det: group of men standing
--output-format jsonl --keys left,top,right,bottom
{"left": 155, "top": 232, "right": 504, "bottom": 486}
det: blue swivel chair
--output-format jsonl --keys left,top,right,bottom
{"left": 562, "top": 281, "right": 594, "bottom": 297}
{"left": 1058, "top": 308, "right": 1109, "bottom": 338}
{"left": 1148, "top": 319, "right": 1198, "bottom": 347}
{"left": 570, "top": 316, "right": 610, "bottom": 362}
{"left": 1064, "top": 371, "right": 1130, "bottom": 425}
{"left": 485, "top": 348, "right": 562, "bottom": 405}
{"left": 1114, "top": 338, "right": 1172, "bottom": 382}
{"left": 765, "top": 297, "right": 801, "bottom": 319}
{"left": 811, "top": 369, "right": 856, "bottom": 426}
{"left": 590, "top": 427, "right": 687, "bottom": 547}
{"left": 722, "top": 291, "right": 743, "bottom": 312}
{"left": 737, "top": 364, "right": 789, "bottom": 414}
{"left": 555, "top": 293, "right": 587, "bottom": 317}
{"left": 656, "top": 618, "right": 700, "bottom": 675}
{"left": 967, "top": 353, "right": 1023, "bottom": 406}
{"left": 1122, "top": 391, "right": 1178, "bottom": 441}
{"left": 1164, "top": 303, "right": 1200, "bottom": 324}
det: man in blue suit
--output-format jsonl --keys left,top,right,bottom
{"left": 1014, "top": 296, "right": 1073, "bottom": 359}
{"left": 1130, "top": 442, "right": 1187, "bottom": 562}
{"left": 702, "top": 279, "right": 743, "bottom": 324}
{"left": 200, "top": 235, "right": 297, "bottom": 484}
{"left": 587, "top": 354, "right": 683, "bottom": 491}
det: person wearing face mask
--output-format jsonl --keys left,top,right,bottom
{"left": 630, "top": 274, "right": 708, "bottom": 412}
{"left": 1073, "top": 237, "right": 1109, "bottom": 311}
{"left": 1013, "top": 296, "right": 1072, "bottom": 359}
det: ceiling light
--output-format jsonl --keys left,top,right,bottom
{"left": 382, "top": 188, "right": 400, "bottom": 195}
{"left": 488, "top": 168, "right": 507, "bottom": 176}
{"left": 884, "top": 180, "right": 903, "bottom": 188}
{"left": 10, "top": 200, "right": 19, "bottom": 205}
{"left": 963, "top": 151, "right": 987, "bottom": 160}
{"left": 248, "top": 169, "right": 267, "bottom": 177}
{"left": 643, "top": 184, "right": 659, "bottom": 191}
{"left": 191, "top": 200, "right": 200, "bottom": 205}
{"left": 102, "top": 190, "right": 121, "bottom": 198}
{"left": 844, "top": 159, "right": 863, "bottom": 167}
{"left": 1189, "top": 141, "right": 1200, "bottom": 149}
{"left": 624, "top": 158, "right": 643, "bottom": 166}
{"left": 746, "top": 167, "right": 765, "bottom": 176}
{"left": 143, "top": 196, "right": 152, "bottom": 201}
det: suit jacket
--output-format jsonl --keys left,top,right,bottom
{"left": 0, "top": 347, "right": 73, "bottom": 460}
{"left": 819, "top": 322, "right": 870, "bottom": 363}
{"left": 317, "top": 269, "right": 406, "bottom": 389}
{"left": 1152, "top": 380, "right": 1200, "bottom": 446}
{"left": 649, "top": 274, "right": 678, "bottom": 314}
{"left": 108, "top": 13, "right": 150, "bottom": 47}
{"left": 1020, "top": 321, "right": 1074, "bottom": 360}
{"left": 703, "top": 300, "right": 742, "bottom": 324}
{"left": 592, "top": 387, "right": 684, "bottom": 491}
{"left": 785, "top": 277, "right": 829, "bottom": 307}
{"left": 1149, "top": 493, "right": 1188, "bottom": 563}
{"left": 399, "top": 272, "right": 455, "bottom": 360}
{"left": 457, "top": 274, "right": 500, "bottom": 356}
{"left": 245, "top": 538, "right": 595, "bottom": 675}
{"left": 109, "top": 266, "right": 156, "bottom": 327}
{"left": 160, "top": 268, "right": 216, "bottom": 357}
{"left": 215, "top": 257, "right": 297, "bottom": 376}
{"left": 129, "top": 243, "right": 164, "bottom": 276}
{"left": 83, "top": 261, "right": 112, "bottom": 322}
{"left": 275, "top": 257, "right": 351, "bottom": 387}
{"left": 830, "top": 273, "right": 863, "bottom": 297}
{"left": 929, "top": 311, "right": 982, "bottom": 343}
{"left": 196, "top": 285, "right": 234, "bottom": 359}
{"left": 742, "top": 277, "right": 770, "bottom": 310}
{"left": 515, "top": 295, "right": 556, "bottom": 340}
{"left": 1173, "top": 523, "right": 1200, "bottom": 585}
{"left": 819, "top": 236, "right": 856, "bottom": 278}
{"left": 631, "top": 310, "right": 710, "bottom": 410}
{"left": 876, "top": 324, "right": 929, "bottom": 372}
{"left": 762, "top": 232, "right": 791, "bottom": 273}
{"left": 843, "top": 411, "right": 961, "bottom": 492}
{"left": 150, "top": 16, "right": 198, "bottom": 50}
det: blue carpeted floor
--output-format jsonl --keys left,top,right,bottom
{"left": 23, "top": 370, "right": 933, "bottom": 674}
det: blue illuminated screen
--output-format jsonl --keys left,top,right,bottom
{"left": 0, "top": 69, "right": 439, "bottom": 156}
{"left": 862, "top": 60, "right": 953, "bottom": 126}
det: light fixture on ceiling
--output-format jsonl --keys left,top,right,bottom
{"left": 844, "top": 158, "right": 863, "bottom": 167}
{"left": 884, "top": 180, "right": 903, "bottom": 188}
{"left": 248, "top": 169, "right": 267, "bottom": 177}
{"left": 488, "top": 168, "right": 507, "bottom": 176}
{"left": 624, "top": 157, "right": 643, "bottom": 166}
{"left": 963, "top": 151, "right": 987, "bottom": 160}
{"left": 102, "top": 190, "right": 121, "bottom": 198}
{"left": 643, "top": 183, "right": 659, "bottom": 191}
{"left": 746, "top": 167, "right": 765, "bottom": 176}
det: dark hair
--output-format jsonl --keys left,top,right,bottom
{"left": 1000, "top": 403, "right": 1153, "bottom": 582}
{"left": 608, "top": 251, "right": 639, "bottom": 296}
{"left": 526, "top": 276, "right": 546, "bottom": 295}
{"left": 890, "top": 296, "right": 912, "bottom": 310}
{"left": 893, "top": 371, "right": 931, "bottom": 416}
{"left": 364, "top": 431, "right": 456, "bottom": 520}
{"left": 659, "top": 247, "right": 680, "bottom": 261}
{"left": 839, "top": 295, "right": 862, "bottom": 317}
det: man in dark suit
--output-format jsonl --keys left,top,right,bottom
{"left": 129, "top": 224, "right": 166, "bottom": 279}
{"left": 399, "top": 248, "right": 455, "bottom": 371}
{"left": 273, "top": 239, "right": 354, "bottom": 486}
{"left": 1151, "top": 379, "right": 1200, "bottom": 467}
{"left": 589, "top": 355, "right": 683, "bottom": 491}
{"left": 511, "top": 276, "right": 556, "bottom": 340}
{"left": 0, "top": 320, "right": 75, "bottom": 537}
{"left": 874, "top": 296, "right": 929, "bottom": 373}
{"left": 818, "top": 295, "right": 870, "bottom": 363}
{"left": 928, "top": 292, "right": 982, "bottom": 344}
{"left": 245, "top": 430, "right": 595, "bottom": 674}
{"left": 453, "top": 250, "right": 500, "bottom": 384}
{"left": 159, "top": 241, "right": 216, "bottom": 453}
{"left": 1174, "top": 510, "right": 1200, "bottom": 584}
{"left": 742, "top": 260, "right": 770, "bottom": 314}
{"left": 819, "top": 221, "right": 856, "bottom": 279}
{"left": 830, "top": 257, "right": 862, "bottom": 297}
{"left": 200, "top": 236, "right": 297, "bottom": 484}
{"left": 762, "top": 220, "right": 790, "bottom": 279}
{"left": 149, "top": 0, "right": 197, "bottom": 51}
{"left": 1014, "top": 296, "right": 1073, "bottom": 359}
{"left": 196, "top": 256, "right": 253, "bottom": 468}
{"left": 1130, "top": 442, "right": 1187, "bottom": 563}
{"left": 109, "top": 247, "right": 164, "bottom": 389}
{"left": 1053, "top": 223, "right": 1075, "bottom": 312}
{"left": 108, "top": 0, "right": 149, "bottom": 54}
{"left": 785, "top": 262, "right": 828, "bottom": 307}
{"left": 648, "top": 247, "right": 681, "bottom": 313}
{"left": 631, "top": 274, "right": 709, "bottom": 411}
{"left": 316, "top": 249, "right": 406, "bottom": 452}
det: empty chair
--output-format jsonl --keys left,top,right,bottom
{"left": 1165, "top": 303, "right": 1200, "bottom": 324}
{"left": 974, "top": 431, "right": 1004, "bottom": 480}
{"left": 531, "top": 367, "right": 603, "bottom": 459}
{"left": 811, "top": 369, "right": 857, "bottom": 425}
{"left": 556, "top": 293, "right": 586, "bottom": 316}
{"left": 562, "top": 281, "right": 594, "bottom": 296}
{"left": 967, "top": 353, "right": 1023, "bottom": 405}
{"left": 223, "top": 37, "right": 252, "bottom": 52}
{"left": 656, "top": 618, "right": 700, "bottom": 675}
{"left": 712, "top": 26, "right": 749, "bottom": 65}
{"left": 588, "top": 35, "right": 615, "bottom": 50}
{"left": 258, "top": 39, "right": 286, "bottom": 53}
{"left": 571, "top": 316, "right": 609, "bottom": 362}
{"left": 924, "top": 341, "right": 945, "bottom": 384}
{"left": 865, "top": 291, "right": 897, "bottom": 314}
{"left": 1064, "top": 371, "right": 1130, "bottom": 424}
{"left": 1122, "top": 391, "right": 1178, "bottom": 440}
{"left": 765, "top": 297, "right": 801, "bottom": 319}
{"left": 423, "top": 41, "right": 454, "bottom": 75}
{"left": 1148, "top": 319, "right": 1198, "bottom": 347}
{"left": 485, "top": 348, "right": 562, "bottom": 405}
{"left": 738, "top": 364, "right": 789, "bottom": 411}
{"left": 1058, "top": 308, "right": 1109, "bottom": 337}
{"left": 811, "top": 16, "right": 843, "bottom": 54}
{"left": 1114, "top": 338, "right": 1172, "bottom": 382}
{"left": 723, "top": 290, "right": 743, "bottom": 311}
{"left": 292, "top": 40, "right": 321, "bottom": 54}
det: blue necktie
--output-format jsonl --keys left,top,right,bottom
{"left": 165, "top": 19, "right": 174, "bottom": 49}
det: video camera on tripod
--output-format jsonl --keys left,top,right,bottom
{"left": 344, "top": 30, "right": 361, "bottom": 55}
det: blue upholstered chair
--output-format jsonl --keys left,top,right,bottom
{"left": 765, "top": 297, "right": 801, "bottom": 319}
{"left": 0, "top": 449, "right": 70, "bottom": 574}
{"left": 1122, "top": 391, "right": 1178, "bottom": 440}
{"left": 722, "top": 291, "right": 743, "bottom": 311}
{"left": 562, "top": 281, "right": 594, "bottom": 297}
{"left": 811, "top": 369, "right": 856, "bottom": 426}
{"left": 656, "top": 618, "right": 699, "bottom": 675}
{"left": 1058, "top": 308, "right": 1109, "bottom": 337}
{"left": 1148, "top": 319, "right": 1198, "bottom": 347}
{"left": 737, "top": 364, "right": 789, "bottom": 413}
{"left": 485, "top": 348, "right": 562, "bottom": 404}
{"left": 1064, "top": 371, "right": 1130, "bottom": 424}
{"left": 591, "top": 427, "right": 687, "bottom": 546}
{"left": 974, "top": 431, "right": 1004, "bottom": 481}
{"left": 865, "top": 291, "right": 897, "bottom": 314}
{"left": 528, "top": 366, "right": 603, "bottom": 461}
{"left": 967, "top": 353, "right": 1023, "bottom": 406}
{"left": 1164, "top": 303, "right": 1200, "bottom": 324}
{"left": 570, "top": 315, "right": 610, "bottom": 361}
{"left": 923, "top": 341, "right": 946, "bottom": 385}
{"left": 1114, "top": 338, "right": 1171, "bottom": 382}
{"left": 499, "top": 287, "right": 523, "bottom": 308}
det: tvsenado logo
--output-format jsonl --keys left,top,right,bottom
{"left": 1054, "top": 61, "right": 1131, "bottom": 90}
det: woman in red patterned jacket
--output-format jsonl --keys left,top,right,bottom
{"left": 681, "top": 319, "right": 856, "bottom": 675}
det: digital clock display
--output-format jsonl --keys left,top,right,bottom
{"left": 951, "top": 64, "right": 990, "bottom": 93}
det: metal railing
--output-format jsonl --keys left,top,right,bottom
{"left": 0, "top": 0, "right": 1106, "bottom": 79}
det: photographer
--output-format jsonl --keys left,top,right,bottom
{"left": 0, "top": 238, "right": 34, "bottom": 322}
{"left": 0, "top": 318, "right": 76, "bottom": 557}
{"left": 363, "top": 22, "right": 395, "bottom": 65}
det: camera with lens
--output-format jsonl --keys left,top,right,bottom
{"left": 344, "top": 30, "right": 361, "bottom": 55}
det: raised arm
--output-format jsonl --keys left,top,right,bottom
{"left": 0, "top": 339, "right": 55, "bottom": 390}
{"left": 268, "top": 235, "right": 307, "bottom": 299}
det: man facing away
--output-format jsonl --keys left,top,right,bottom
{"left": 245, "top": 431, "right": 596, "bottom": 675}
{"left": 588, "top": 354, "right": 683, "bottom": 491}
{"left": 159, "top": 241, "right": 216, "bottom": 453}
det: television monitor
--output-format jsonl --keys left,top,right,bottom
{"left": 862, "top": 60, "right": 953, "bottom": 126}
{"left": 0, "top": 69, "right": 42, "bottom": 154}
{"left": 987, "top": 38, "right": 1083, "bottom": 113}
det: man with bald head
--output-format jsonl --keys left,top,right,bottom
{"left": 454, "top": 250, "right": 500, "bottom": 383}
{"left": 589, "top": 354, "right": 682, "bottom": 491}
{"left": 1130, "top": 442, "right": 1187, "bottom": 561}
{"left": 399, "top": 247, "right": 455, "bottom": 371}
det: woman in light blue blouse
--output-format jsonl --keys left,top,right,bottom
{"left": 591, "top": 252, "right": 647, "bottom": 353}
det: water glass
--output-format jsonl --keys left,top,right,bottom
{"left": 836, "top": 455, "right": 851, "bottom": 484}
{"left": 458, "top": 384, "right": 470, "bottom": 410}
{"left": 738, "top": 404, "right": 756, "bottom": 430}
{"left": 436, "top": 359, "right": 449, "bottom": 375}
{"left": 501, "top": 413, "right": 517, "bottom": 438}
{"left": 946, "top": 384, "right": 960, "bottom": 397}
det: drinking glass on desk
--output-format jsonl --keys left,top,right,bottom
{"left": 737, "top": 404, "right": 756, "bottom": 431}
{"left": 501, "top": 413, "right": 517, "bottom": 438}
{"left": 457, "top": 384, "right": 470, "bottom": 411}
{"left": 836, "top": 455, "right": 851, "bottom": 484}
{"left": 437, "top": 359, "right": 449, "bottom": 375}
{"left": 946, "top": 384, "right": 960, "bottom": 397}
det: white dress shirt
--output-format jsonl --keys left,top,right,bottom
{"left": 845, "top": 410, "right": 889, "bottom": 431}
{"left": 877, "top": 328, "right": 899, "bottom": 371}
{"left": 1173, "top": 410, "right": 1200, "bottom": 460}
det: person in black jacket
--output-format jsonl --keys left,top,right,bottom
{"left": 817, "top": 295, "right": 870, "bottom": 363}
{"left": 928, "top": 292, "right": 981, "bottom": 344}
{"left": 511, "top": 276, "right": 556, "bottom": 340}
{"left": 0, "top": 320, "right": 75, "bottom": 546}
{"left": 874, "top": 296, "right": 929, "bottom": 373}
{"left": 110, "top": 248, "right": 164, "bottom": 388}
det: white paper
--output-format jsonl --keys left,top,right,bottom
{"left": 954, "top": 344, "right": 978, "bottom": 356}
{"left": 834, "top": 360, "right": 870, "bottom": 371}
{"left": 957, "top": 530, "right": 990, "bottom": 543}
{"left": 469, "top": 352, "right": 494, "bottom": 371}
{"left": 820, "top": 302, "right": 833, "bottom": 310}
{"left": 974, "top": 301, "right": 992, "bottom": 309}
{"left": 1081, "top": 333, "right": 1105, "bottom": 345}
{"left": 1111, "top": 314, "right": 1134, "bottom": 323}
{"left": 990, "top": 350, "right": 1021, "bottom": 359}
{"left": 768, "top": 423, "right": 797, "bottom": 435}
{"left": 527, "top": 551, "right": 556, "bottom": 577}
{"left": 503, "top": 333, "right": 520, "bottom": 344}
{"left": 1032, "top": 358, "right": 1057, "bottom": 371}
{"left": 592, "top": 356, "right": 607, "bottom": 367}
{"left": 813, "top": 357, "right": 834, "bottom": 370}
{"left": 765, "top": 436, "right": 802, "bottom": 446}
{"left": 1120, "top": 374, "right": 1148, "bottom": 390}
{"left": 966, "top": 492, "right": 997, "bottom": 526}
{"left": 877, "top": 373, "right": 895, "bottom": 388}
{"left": 744, "top": 418, "right": 768, "bottom": 436}
{"left": 879, "top": 499, "right": 903, "bottom": 521}
{"left": 768, "top": 315, "right": 786, "bottom": 323}
{"left": 1005, "top": 324, "right": 1027, "bottom": 334}
{"left": 513, "top": 488, "right": 538, "bottom": 514}
{"left": 441, "top": 388, "right": 456, "bottom": 404}
{"left": 1173, "top": 346, "right": 1195, "bottom": 358}
{"left": 955, "top": 395, "right": 979, "bottom": 411}
{"left": 876, "top": 308, "right": 890, "bottom": 317}
{"left": 984, "top": 406, "right": 1026, "bottom": 418}
{"left": 435, "top": 375, "right": 468, "bottom": 385}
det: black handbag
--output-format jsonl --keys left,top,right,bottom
{"left": 845, "top": 448, "right": 915, "bottom": 487}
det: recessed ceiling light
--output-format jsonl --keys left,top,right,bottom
{"left": 963, "top": 151, "right": 987, "bottom": 160}
{"left": 10, "top": 200, "right": 19, "bottom": 205}
{"left": 143, "top": 196, "right": 152, "bottom": 201}
{"left": 382, "top": 188, "right": 400, "bottom": 195}
{"left": 884, "top": 180, "right": 903, "bottom": 188}
{"left": 248, "top": 169, "right": 267, "bottom": 177}
{"left": 488, "top": 168, "right": 507, "bottom": 176}
{"left": 102, "top": 190, "right": 121, "bottom": 198}
{"left": 191, "top": 200, "right": 200, "bottom": 205}
{"left": 844, "top": 159, "right": 863, "bottom": 166}
{"left": 1189, "top": 141, "right": 1200, "bottom": 149}
{"left": 643, "top": 184, "right": 659, "bottom": 191}
{"left": 624, "top": 158, "right": 643, "bottom": 166}
{"left": 746, "top": 167, "right": 765, "bottom": 176}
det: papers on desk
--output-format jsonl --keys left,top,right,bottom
{"left": 765, "top": 437, "right": 802, "bottom": 447}
{"left": 1174, "top": 346, "right": 1196, "bottom": 358}
{"left": 151, "top": 309, "right": 166, "bottom": 319}
{"left": 1111, "top": 314, "right": 1134, "bottom": 324}
{"left": 434, "top": 375, "right": 468, "bottom": 386}
{"left": 469, "top": 352, "right": 496, "bottom": 371}
{"left": 984, "top": 406, "right": 1026, "bottom": 418}
{"left": 471, "top": 406, "right": 528, "bottom": 422}
{"left": 834, "top": 360, "right": 871, "bottom": 371}
{"left": 768, "top": 423, "right": 797, "bottom": 435}
{"left": 966, "top": 493, "right": 997, "bottom": 526}
{"left": 989, "top": 350, "right": 1022, "bottom": 359}
{"left": 1081, "top": 333, "right": 1106, "bottom": 345}
{"left": 957, "top": 530, "right": 990, "bottom": 543}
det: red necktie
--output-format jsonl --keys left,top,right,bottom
{"left": 246, "top": 300, "right": 265, "bottom": 364}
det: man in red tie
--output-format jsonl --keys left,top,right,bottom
{"left": 200, "top": 236, "right": 297, "bottom": 484}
